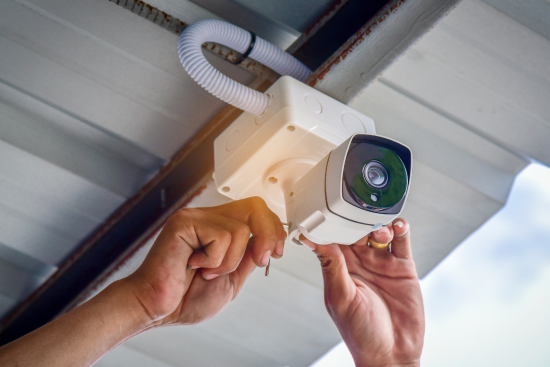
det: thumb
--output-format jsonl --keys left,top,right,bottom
{"left": 299, "top": 235, "right": 356, "bottom": 311}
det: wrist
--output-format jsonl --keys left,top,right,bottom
{"left": 94, "top": 279, "right": 159, "bottom": 335}
{"left": 354, "top": 360, "right": 420, "bottom": 367}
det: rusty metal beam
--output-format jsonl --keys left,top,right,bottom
{"left": 291, "top": 0, "right": 389, "bottom": 71}
{"left": 307, "top": 0, "right": 462, "bottom": 104}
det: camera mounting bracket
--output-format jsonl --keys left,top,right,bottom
{"left": 213, "top": 76, "right": 376, "bottom": 224}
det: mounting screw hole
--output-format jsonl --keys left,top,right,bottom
{"left": 287, "top": 125, "right": 295, "bottom": 132}
{"left": 222, "top": 186, "right": 230, "bottom": 193}
{"left": 268, "top": 177, "right": 278, "bottom": 184}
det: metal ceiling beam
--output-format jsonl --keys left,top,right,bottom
{"left": 187, "top": 0, "right": 300, "bottom": 49}
{"left": 291, "top": 0, "right": 389, "bottom": 71}
{"left": 0, "top": 0, "right": 460, "bottom": 345}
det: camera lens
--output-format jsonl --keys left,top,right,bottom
{"left": 363, "top": 161, "right": 388, "bottom": 188}
{"left": 342, "top": 137, "right": 408, "bottom": 211}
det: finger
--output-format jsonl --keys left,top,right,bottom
{"left": 186, "top": 218, "right": 232, "bottom": 270}
{"left": 390, "top": 218, "right": 412, "bottom": 260}
{"left": 198, "top": 216, "right": 251, "bottom": 279}
{"left": 369, "top": 224, "right": 394, "bottom": 247}
{"left": 199, "top": 197, "right": 282, "bottom": 267}
{"left": 271, "top": 212, "right": 287, "bottom": 259}
{"left": 299, "top": 235, "right": 356, "bottom": 309}
{"left": 353, "top": 233, "right": 370, "bottom": 247}
{"left": 136, "top": 210, "right": 231, "bottom": 297}
{"left": 246, "top": 198, "right": 280, "bottom": 267}
{"left": 228, "top": 247, "right": 257, "bottom": 299}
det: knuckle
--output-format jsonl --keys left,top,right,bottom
{"left": 224, "top": 263, "right": 239, "bottom": 274}
{"left": 235, "top": 223, "right": 251, "bottom": 239}
{"left": 256, "top": 235, "right": 278, "bottom": 249}
{"left": 172, "top": 208, "right": 198, "bottom": 221}
{"left": 206, "top": 252, "right": 225, "bottom": 268}
{"left": 247, "top": 196, "right": 268, "bottom": 208}
{"left": 318, "top": 255, "right": 333, "bottom": 269}
{"left": 213, "top": 256, "right": 224, "bottom": 268}
{"left": 219, "top": 230, "right": 232, "bottom": 246}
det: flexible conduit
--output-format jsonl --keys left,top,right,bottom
{"left": 178, "top": 20, "right": 312, "bottom": 116}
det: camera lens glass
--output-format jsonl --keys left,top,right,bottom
{"left": 343, "top": 139, "right": 408, "bottom": 211}
{"left": 363, "top": 161, "right": 388, "bottom": 188}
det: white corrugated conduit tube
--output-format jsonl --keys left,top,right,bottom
{"left": 178, "top": 19, "right": 312, "bottom": 116}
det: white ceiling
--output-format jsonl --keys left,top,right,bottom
{"left": 1, "top": 0, "right": 549, "bottom": 365}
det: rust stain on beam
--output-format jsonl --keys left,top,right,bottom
{"left": 307, "top": 0, "right": 407, "bottom": 87}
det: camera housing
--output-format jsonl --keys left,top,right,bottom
{"left": 289, "top": 134, "right": 412, "bottom": 245}
{"left": 213, "top": 76, "right": 412, "bottom": 246}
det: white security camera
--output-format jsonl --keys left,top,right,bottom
{"left": 177, "top": 21, "right": 413, "bottom": 245}
{"left": 212, "top": 76, "right": 412, "bottom": 246}
{"left": 288, "top": 133, "right": 412, "bottom": 245}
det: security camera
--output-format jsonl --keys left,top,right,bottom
{"left": 212, "top": 76, "right": 413, "bottom": 246}
{"left": 177, "top": 20, "right": 413, "bottom": 245}
{"left": 288, "top": 133, "right": 412, "bottom": 245}
{"left": 177, "top": 21, "right": 413, "bottom": 246}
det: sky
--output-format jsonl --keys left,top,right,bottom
{"left": 310, "top": 163, "right": 550, "bottom": 367}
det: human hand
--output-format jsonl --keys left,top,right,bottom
{"left": 0, "top": 198, "right": 286, "bottom": 367}
{"left": 125, "top": 197, "right": 286, "bottom": 327}
{"left": 300, "top": 219, "right": 424, "bottom": 367}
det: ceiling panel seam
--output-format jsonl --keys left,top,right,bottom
{"left": 0, "top": 76, "right": 165, "bottom": 165}
{"left": 10, "top": 0, "right": 188, "bottom": 79}
{"left": 377, "top": 78, "right": 532, "bottom": 163}
{"left": 2, "top": 2, "right": 213, "bottom": 127}
{"left": 432, "top": 23, "right": 550, "bottom": 125}
{"left": 0, "top": 80, "right": 164, "bottom": 172}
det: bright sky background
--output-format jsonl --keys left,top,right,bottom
{"left": 310, "top": 163, "right": 550, "bottom": 367}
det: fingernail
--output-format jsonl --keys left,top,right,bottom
{"left": 204, "top": 274, "right": 219, "bottom": 280}
{"left": 275, "top": 241, "right": 284, "bottom": 256}
{"left": 260, "top": 251, "right": 272, "bottom": 267}
{"left": 189, "top": 265, "right": 200, "bottom": 270}
{"left": 394, "top": 221, "right": 404, "bottom": 228}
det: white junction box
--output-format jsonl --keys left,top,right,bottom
{"left": 213, "top": 76, "right": 376, "bottom": 223}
